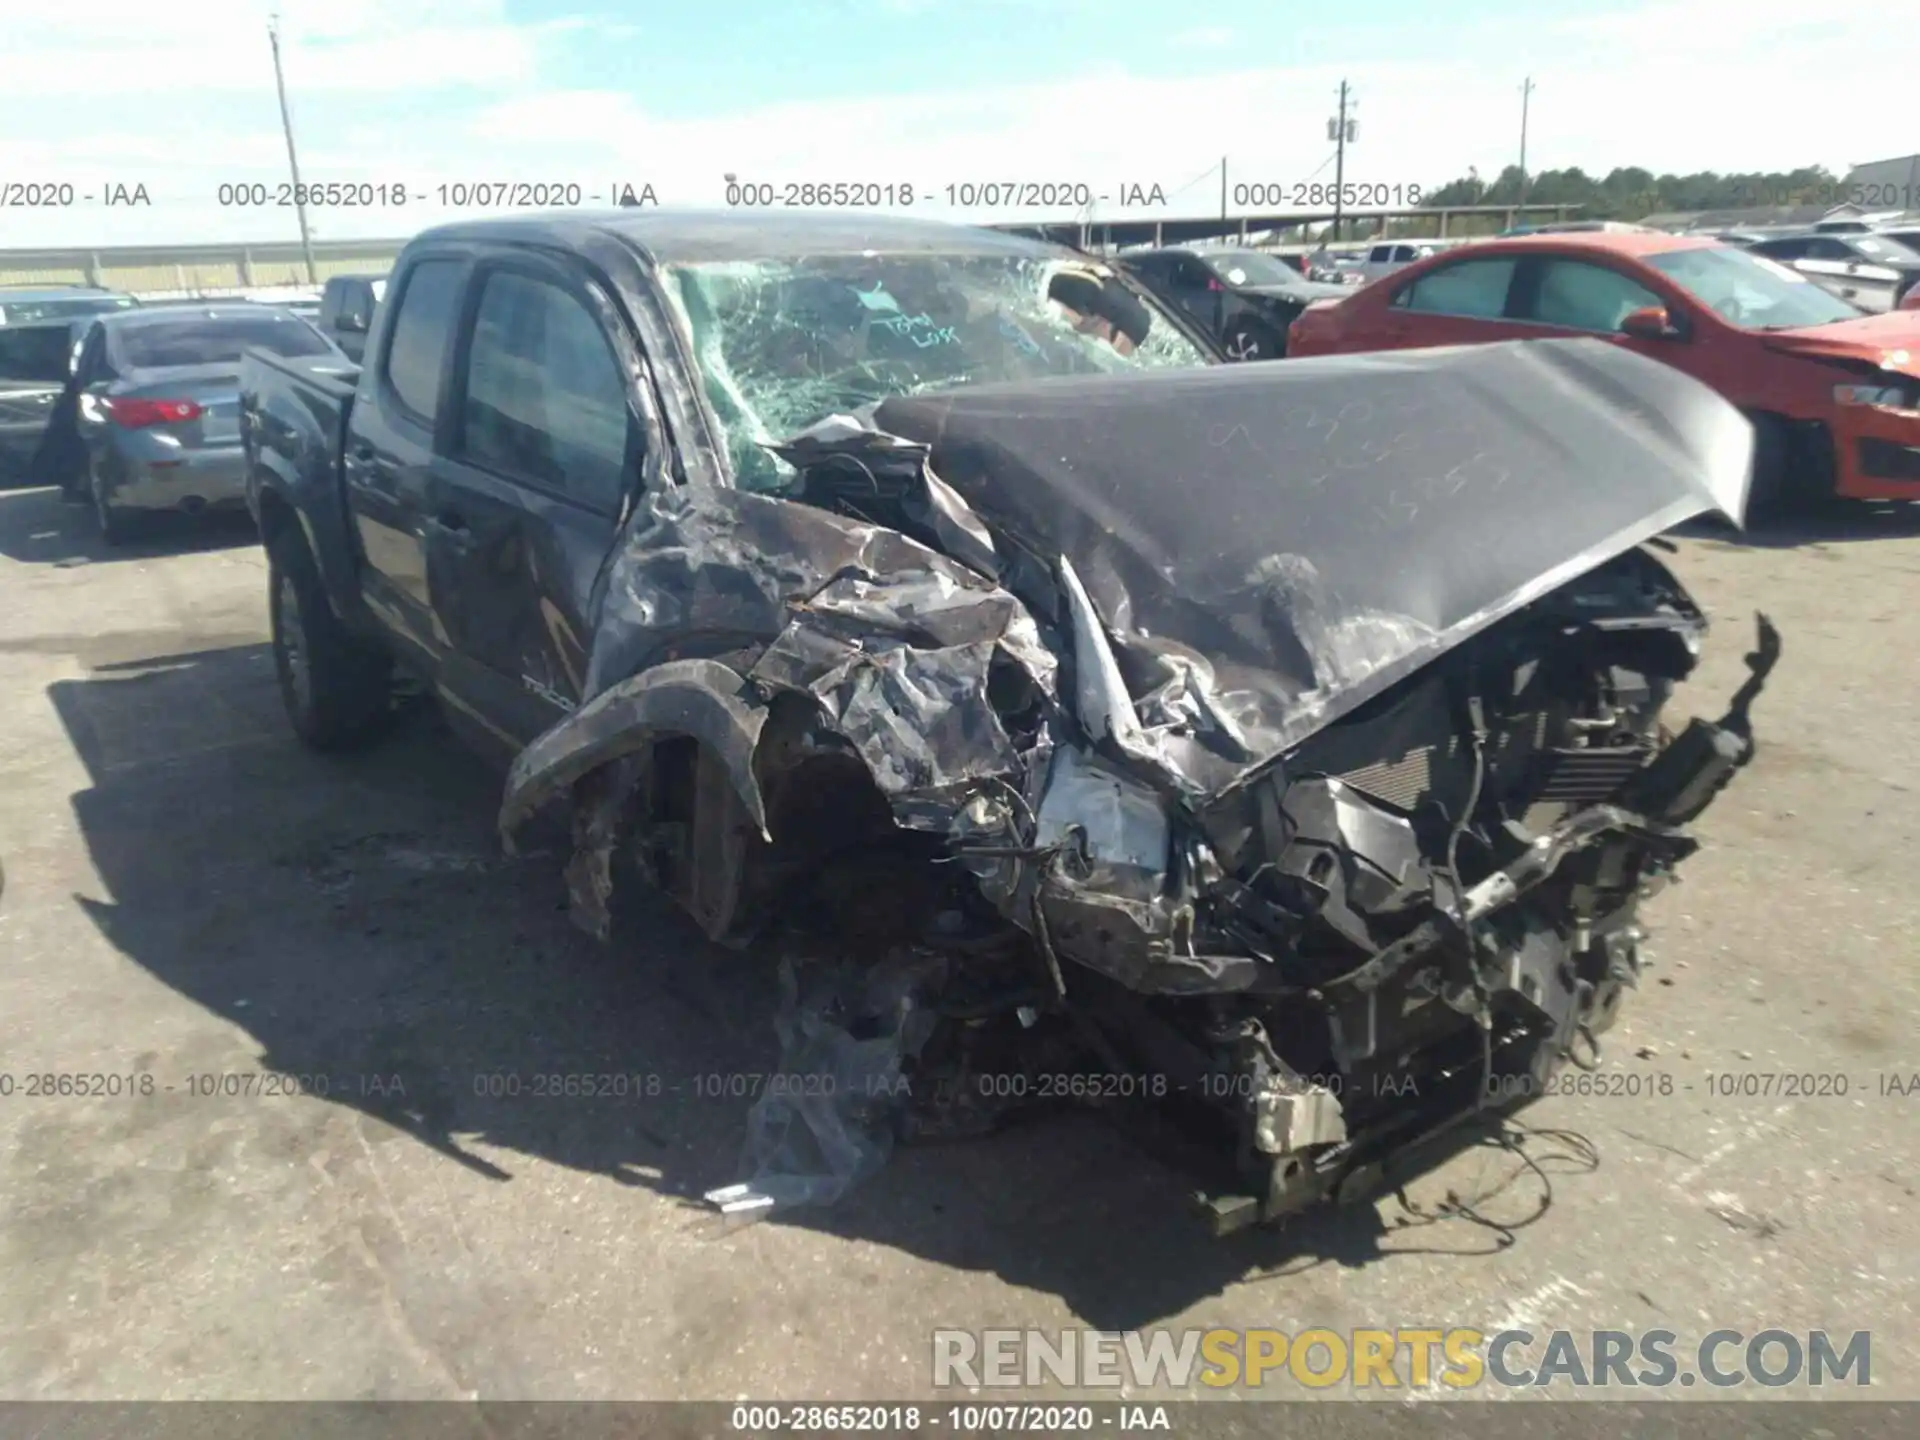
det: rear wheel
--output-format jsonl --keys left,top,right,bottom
{"left": 1223, "top": 317, "right": 1285, "bottom": 362}
{"left": 269, "top": 529, "right": 393, "bottom": 751}
{"left": 90, "top": 463, "right": 142, "bottom": 545}
{"left": 1746, "top": 412, "right": 1836, "bottom": 525}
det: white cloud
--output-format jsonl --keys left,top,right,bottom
{"left": 0, "top": 0, "right": 1910, "bottom": 247}
{"left": 0, "top": 0, "right": 553, "bottom": 96}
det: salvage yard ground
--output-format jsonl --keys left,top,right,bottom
{"left": 1, "top": 484, "right": 1917, "bottom": 1401}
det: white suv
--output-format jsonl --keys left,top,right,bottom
{"left": 1358, "top": 242, "right": 1443, "bottom": 284}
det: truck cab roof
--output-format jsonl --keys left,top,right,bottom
{"left": 406, "top": 209, "right": 1073, "bottom": 266}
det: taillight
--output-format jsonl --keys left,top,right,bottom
{"left": 108, "top": 397, "right": 203, "bottom": 428}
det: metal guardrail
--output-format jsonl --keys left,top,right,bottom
{"left": 0, "top": 238, "right": 405, "bottom": 294}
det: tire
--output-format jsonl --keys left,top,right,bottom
{"left": 268, "top": 528, "right": 393, "bottom": 751}
{"left": 91, "top": 463, "right": 143, "bottom": 545}
{"left": 1746, "top": 412, "right": 1839, "bottom": 526}
{"left": 1222, "top": 317, "right": 1285, "bottom": 362}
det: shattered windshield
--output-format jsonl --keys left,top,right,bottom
{"left": 665, "top": 253, "right": 1212, "bottom": 492}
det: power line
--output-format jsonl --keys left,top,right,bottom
{"left": 1164, "top": 157, "right": 1226, "bottom": 200}
{"left": 1298, "top": 149, "right": 1340, "bottom": 184}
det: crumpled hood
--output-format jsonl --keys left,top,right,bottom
{"left": 1760, "top": 310, "right": 1920, "bottom": 376}
{"left": 874, "top": 336, "right": 1752, "bottom": 791}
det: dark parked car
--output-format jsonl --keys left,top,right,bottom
{"left": 1744, "top": 230, "right": 1920, "bottom": 312}
{"left": 0, "top": 321, "right": 80, "bottom": 485}
{"left": 0, "top": 284, "right": 139, "bottom": 328}
{"left": 314, "top": 273, "right": 387, "bottom": 362}
{"left": 36, "top": 304, "right": 346, "bottom": 541}
{"left": 239, "top": 211, "right": 1773, "bottom": 1233}
{"left": 1116, "top": 246, "right": 1348, "bottom": 359}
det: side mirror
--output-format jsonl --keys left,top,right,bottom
{"left": 1620, "top": 306, "right": 1679, "bottom": 341}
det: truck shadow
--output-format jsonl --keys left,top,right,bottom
{"left": 0, "top": 484, "right": 257, "bottom": 567}
{"left": 51, "top": 641, "right": 1559, "bottom": 1332}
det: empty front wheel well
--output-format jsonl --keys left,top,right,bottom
{"left": 639, "top": 694, "right": 945, "bottom": 954}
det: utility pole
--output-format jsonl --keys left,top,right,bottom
{"left": 1219, "top": 155, "right": 1228, "bottom": 228}
{"left": 1328, "top": 82, "right": 1355, "bottom": 243}
{"left": 1518, "top": 77, "right": 1536, "bottom": 215}
{"left": 268, "top": 14, "right": 317, "bottom": 285}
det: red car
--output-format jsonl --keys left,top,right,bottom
{"left": 1289, "top": 232, "right": 1920, "bottom": 513}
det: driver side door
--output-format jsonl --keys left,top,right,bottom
{"left": 430, "top": 256, "right": 644, "bottom": 749}
{"left": 1163, "top": 254, "right": 1224, "bottom": 336}
{"left": 1508, "top": 256, "right": 1674, "bottom": 354}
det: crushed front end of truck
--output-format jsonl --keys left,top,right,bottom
{"left": 500, "top": 337, "right": 1779, "bottom": 1231}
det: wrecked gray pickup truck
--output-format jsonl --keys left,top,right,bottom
{"left": 240, "top": 211, "right": 1778, "bottom": 1233}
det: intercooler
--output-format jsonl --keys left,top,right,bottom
{"left": 1333, "top": 710, "right": 1656, "bottom": 827}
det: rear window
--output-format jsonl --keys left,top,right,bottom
{"left": 114, "top": 314, "right": 332, "bottom": 368}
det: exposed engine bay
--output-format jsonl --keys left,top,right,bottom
{"left": 499, "top": 338, "right": 1780, "bottom": 1233}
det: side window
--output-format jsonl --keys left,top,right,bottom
{"left": 383, "top": 260, "right": 464, "bottom": 424}
{"left": 1368, "top": 245, "right": 1392, "bottom": 263}
{"left": 1804, "top": 238, "right": 1853, "bottom": 261}
{"left": 1169, "top": 257, "right": 1209, "bottom": 290}
{"left": 458, "top": 270, "right": 634, "bottom": 513}
{"left": 1391, "top": 246, "right": 1415, "bottom": 263}
{"left": 1526, "top": 260, "right": 1664, "bottom": 332}
{"left": 1397, "top": 258, "right": 1519, "bottom": 319}
{"left": 1755, "top": 239, "right": 1808, "bottom": 261}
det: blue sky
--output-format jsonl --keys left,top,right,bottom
{"left": 0, "top": 0, "right": 1906, "bottom": 248}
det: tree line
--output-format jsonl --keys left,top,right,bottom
{"left": 1419, "top": 164, "right": 1848, "bottom": 220}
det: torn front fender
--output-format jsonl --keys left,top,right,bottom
{"left": 499, "top": 657, "right": 770, "bottom": 849}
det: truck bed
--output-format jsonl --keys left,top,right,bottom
{"left": 238, "top": 346, "right": 363, "bottom": 613}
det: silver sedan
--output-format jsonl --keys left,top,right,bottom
{"left": 65, "top": 305, "right": 343, "bottom": 542}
